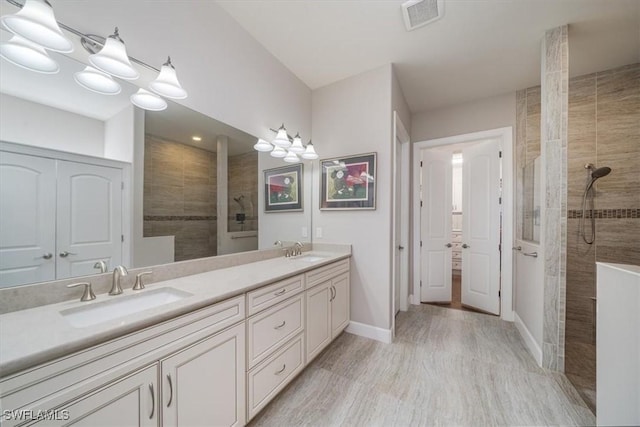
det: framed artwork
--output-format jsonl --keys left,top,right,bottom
{"left": 264, "top": 164, "right": 303, "bottom": 212}
{"left": 320, "top": 152, "right": 376, "bottom": 210}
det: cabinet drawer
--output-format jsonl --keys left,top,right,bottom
{"left": 452, "top": 232, "right": 462, "bottom": 243}
{"left": 305, "top": 259, "right": 349, "bottom": 289}
{"left": 246, "top": 274, "right": 304, "bottom": 316}
{"left": 247, "top": 294, "right": 304, "bottom": 368}
{"left": 452, "top": 242, "right": 462, "bottom": 250}
{"left": 247, "top": 333, "right": 304, "bottom": 420}
{"left": 452, "top": 261, "right": 462, "bottom": 270}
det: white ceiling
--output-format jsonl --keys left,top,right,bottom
{"left": 217, "top": 0, "right": 640, "bottom": 113}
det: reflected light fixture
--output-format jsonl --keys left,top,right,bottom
{"left": 149, "top": 56, "right": 187, "bottom": 99}
{"left": 0, "top": 34, "right": 59, "bottom": 73}
{"left": 88, "top": 27, "right": 139, "bottom": 80}
{"left": 288, "top": 133, "right": 305, "bottom": 154}
{"left": 0, "top": 0, "right": 73, "bottom": 53}
{"left": 73, "top": 65, "right": 121, "bottom": 95}
{"left": 283, "top": 150, "right": 300, "bottom": 163}
{"left": 130, "top": 88, "right": 167, "bottom": 111}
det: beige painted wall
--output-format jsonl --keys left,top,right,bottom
{"left": 411, "top": 92, "right": 516, "bottom": 142}
{"left": 311, "top": 65, "right": 394, "bottom": 332}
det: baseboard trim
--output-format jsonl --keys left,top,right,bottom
{"left": 345, "top": 321, "right": 392, "bottom": 344}
{"left": 514, "top": 313, "right": 543, "bottom": 366}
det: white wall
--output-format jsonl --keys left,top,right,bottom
{"left": 411, "top": 92, "right": 516, "bottom": 142}
{"left": 104, "top": 105, "right": 135, "bottom": 163}
{"left": 0, "top": 94, "right": 105, "bottom": 157}
{"left": 312, "top": 65, "right": 394, "bottom": 333}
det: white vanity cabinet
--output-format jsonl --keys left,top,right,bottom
{"left": 305, "top": 260, "right": 350, "bottom": 363}
{"left": 161, "top": 323, "right": 246, "bottom": 427}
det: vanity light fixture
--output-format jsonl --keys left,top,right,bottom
{"left": 0, "top": 34, "right": 59, "bottom": 73}
{"left": 130, "top": 88, "right": 167, "bottom": 111}
{"left": 88, "top": 27, "right": 139, "bottom": 80}
{"left": 0, "top": 0, "right": 73, "bottom": 53}
{"left": 148, "top": 56, "right": 187, "bottom": 99}
{"left": 1, "top": 0, "right": 189, "bottom": 112}
{"left": 254, "top": 124, "right": 319, "bottom": 163}
{"left": 73, "top": 65, "right": 121, "bottom": 95}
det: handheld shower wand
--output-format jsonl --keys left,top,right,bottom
{"left": 579, "top": 164, "right": 612, "bottom": 244}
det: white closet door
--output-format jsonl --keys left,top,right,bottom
{"left": 0, "top": 152, "right": 56, "bottom": 287}
{"left": 461, "top": 139, "right": 501, "bottom": 315}
{"left": 420, "top": 149, "right": 453, "bottom": 302}
{"left": 56, "top": 161, "right": 122, "bottom": 279}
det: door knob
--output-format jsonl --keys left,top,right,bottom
{"left": 398, "top": 245, "right": 405, "bottom": 250}
{"left": 59, "top": 251, "right": 77, "bottom": 257}
{"left": 42, "top": 253, "right": 53, "bottom": 259}
{"left": 445, "top": 243, "right": 452, "bottom": 248}
{"left": 462, "top": 244, "right": 470, "bottom": 249}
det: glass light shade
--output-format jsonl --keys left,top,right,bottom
{"left": 288, "top": 133, "right": 305, "bottom": 154}
{"left": 1, "top": 0, "right": 73, "bottom": 53}
{"left": 253, "top": 138, "right": 273, "bottom": 152}
{"left": 130, "top": 88, "right": 167, "bottom": 111}
{"left": 301, "top": 142, "right": 319, "bottom": 160}
{"left": 0, "top": 34, "right": 58, "bottom": 73}
{"left": 272, "top": 125, "right": 291, "bottom": 148}
{"left": 283, "top": 151, "right": 300, "bottom": 163}
{"left": 74, "top": 66, "right": 121, "bottom": 95}
{"left": 270, "top": 146, "right": 287, "bottom": 158}
{"left": 89, "top": 32, "right": 139, "bottom": 80}
{"left": 149, "top": 59, "right": 187, "bottom": 99}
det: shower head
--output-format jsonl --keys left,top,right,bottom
{"left": 586, "top": 166, "right": 612, "bottom": 191}
{"left": 591, "top": 167, "right": 611, "bottom": 179}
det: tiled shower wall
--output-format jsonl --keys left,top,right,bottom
{"left": 564, "top": 63, "right": 640, "bottom": 411}
{"left": 227, "top": 151, "right": 258, "bottom": 233}
{"left": 143, "top": 135, "right": 218, "bottom": 261}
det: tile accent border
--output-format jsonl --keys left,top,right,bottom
{"left": 144, "top": 215, "right": 217, "bottom": 221}
{"left": 567, "top": 209, "right": 640, "bottom": 219}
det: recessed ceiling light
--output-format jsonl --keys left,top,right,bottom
{"left": 192, "top": 136, "right": 202, "bottom": 142}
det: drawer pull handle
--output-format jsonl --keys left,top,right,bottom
{"left": 166, "top": 374, "right": 173, "bottom": 407}
{"left": 275, "top": 364, "right": 286, "bottom": 374}
{"left": 274, "top": 289, "right": 286, "bottom": 296}
{"left": 149, "top": 383, "right": 155, "bottom": 419}
{"left": 523, "top": 251, "right": 538, "bottom": 258}
{"left": 274, "top": 320, "right": 286, "bottom": 329}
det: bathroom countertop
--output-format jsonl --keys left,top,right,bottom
{"left": 0, "top": 251, "right": 350, "bottom": 377}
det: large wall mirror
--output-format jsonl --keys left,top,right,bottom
{"left": 0, "top": 10, "right": 312, "bottom": 289}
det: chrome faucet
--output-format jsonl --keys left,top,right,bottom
{"left": 93, "top": 260, "right": 108, "bottom": 273}
{"left": 294, "top": 241, "right": 304, "bottom": 256}
{"left": 109, "top": 265, "right": 128, "bottom": 295}
{"left": 274, "top": 240, "right": 283, "bottom": 247}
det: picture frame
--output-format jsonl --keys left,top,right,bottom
{"left": 264, "top": 164, "right": 303, "bottom": 212}
{"left": 320, "top": 152, "right": 376, "bottom": 210}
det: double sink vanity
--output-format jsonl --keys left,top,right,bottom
{"left": 0, "top": 246, "right": 351, "bottom": 426}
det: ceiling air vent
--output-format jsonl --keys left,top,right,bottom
{"left": 401, "top": 0, "right": 445, "bottom": 31}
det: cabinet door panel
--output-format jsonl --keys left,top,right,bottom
{"left": 306, "top": 281, "right": 331, "bottom": 362}
{"left": 161, "top": 323, "right": 245, "bottom": 427}
{"left": 27, "top": 365, "right": 157, "bottom": 427}
{"left": 331, "top": 273, "right": 350, "bottom": 338}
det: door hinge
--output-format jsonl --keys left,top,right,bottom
{"left": 420, "top": 161, "right": 423, "bottom": 167}
{"left": 420, "top": 201, "right": 423, "bottom": 207}
{"left": 499, "top": 290, "right": 501, "bottom": 297}
{"left": 499, "top": 197, "right": 502, "bottom": 204}
{"left": 499, "top": 151, "right": 502, "bottom": 158}
{"left": 498, "top": 244, "right": 501, "bottom": 252}
{"left": 121, "top": 181, "right": 124, "bottom": 190}
{"left": 121, "top": 235, "right": 124, "bottom": 242}
{"left": 420, "top": 280, "right": 423, "bottom": 287}
{"left": 420, "top": 241, "right": 423, "bottom": 247}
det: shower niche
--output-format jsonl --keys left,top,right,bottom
{"left": 522, "top": 156, "right": 541, "bottom": 243}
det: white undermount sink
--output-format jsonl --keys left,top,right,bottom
{"left": 61, "top": 287, "right": 193, "bottom": 328}
{"left": 296, "top": 255, "right": 328, "bottom": 262}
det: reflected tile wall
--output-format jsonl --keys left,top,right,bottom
{"left": 143, "top": 135, "right": 218, "bottom": 261}
{"left": 227, "top": 151, "right": 258, "bottom": 233}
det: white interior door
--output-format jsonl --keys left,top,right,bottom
{"left": 394, "top": 139, "right": 402, "bottom": 315}
{"left": 420, "top": 149, "right": 452, "bottom": 302}
{"left": 0, "top": 152, "right": 56, "bottom": 287}
{"left": 56, "top": 161, "right": 123, "bottom": 279}
{"left": 461, "top": 139, "right": 501, "bottom": 314}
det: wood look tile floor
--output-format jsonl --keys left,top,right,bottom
{"left": 249, "top": 304, "right": 595, "bottom": 427}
